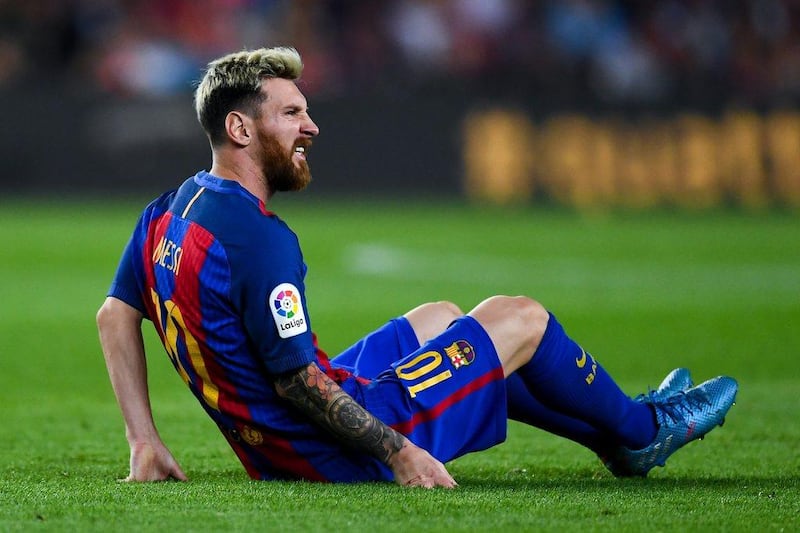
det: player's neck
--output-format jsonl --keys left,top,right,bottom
{"left": 209, "top": 160, "right": 271, "bottom": 204}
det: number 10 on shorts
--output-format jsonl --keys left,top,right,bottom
{"left": 394, "top": 350, "right": 453, "bottom": 398}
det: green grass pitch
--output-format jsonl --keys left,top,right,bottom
{"left": 0, "top": 198, "right": 797, "bottom": 531}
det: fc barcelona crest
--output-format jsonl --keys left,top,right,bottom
{"left": 240, "top": 425, "right": 264, "bottom": 446}
{"left": 445, "top": 340, "right": 475, "bottom": 369}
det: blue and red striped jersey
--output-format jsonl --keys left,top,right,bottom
{"left": 108, "top": 171, "right": 372, "bottom": 481}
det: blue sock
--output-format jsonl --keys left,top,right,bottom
{"left": 506, "top": 373, "right": 613, "bottom": 454}
{"left": 515, "top": 312, "right": 657, "bottom": 450}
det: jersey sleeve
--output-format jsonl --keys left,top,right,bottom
{"left": 108, "top": 238, "right": 146, "bottom": 314}
{"left": 227, "top": 218, "right": 317, "bottom": 375}
{"left": 107, "top": 213, "right": 150, "bottom": 315}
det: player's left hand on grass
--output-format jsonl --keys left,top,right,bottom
{"left": 123, "top": 440, "right": 188, "bottom": 482}
{"left": 388, "top": 440, "right": 457, "bottom": 489}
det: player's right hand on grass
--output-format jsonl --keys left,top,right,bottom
{"left": 388, "top": 440, "right": 457, "bottom": 489}
{"left": 124, "top": 440, "right": 188, "bottom": 482}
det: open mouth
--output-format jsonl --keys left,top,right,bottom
{"left": 293, "top": 142, "right": 310, "bottom": 162}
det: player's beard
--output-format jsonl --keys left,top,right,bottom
{"left": 257, "top": 132, "right": 312, "bottom": 193}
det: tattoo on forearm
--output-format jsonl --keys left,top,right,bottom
{"left": 274, "top": 364, "right": 405, "bottom": 463}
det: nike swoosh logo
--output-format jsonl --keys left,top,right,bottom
{"left": 576, "top": 349, "right": 587, "bottom": 368}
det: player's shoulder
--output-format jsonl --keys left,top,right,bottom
{"left": 133, "top": 187, "right": 180, "bottom": 230}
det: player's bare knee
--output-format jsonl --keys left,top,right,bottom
{"left": 468, "top": 295, "right": 548, "bottom": 372}
{"left": 506, "top": 296, "right": 549, "bottom": 360}
{"left": 405, "top": 300, "right": 463, "bottom": 322}
{"left": 522, "top": 297, "right": 549, "bottom": 354}
{"left": 405, "top": 300, "right": 464, "bottom": 345}
{"left": 435, "top": 300, "right": 464, "bottom": 320}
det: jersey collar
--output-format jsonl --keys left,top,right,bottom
{"left": 193, "top": 171, "right": 274, "bottom": 216}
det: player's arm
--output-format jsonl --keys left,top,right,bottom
{"left": 273, "top": 362, "right": 456, "bottom": 488}
{"left": 96, "top": 296, "right": 187, "bottom": 482}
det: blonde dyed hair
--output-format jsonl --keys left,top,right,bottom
{"left": 194, "top": 47, "right": 304, "bottom": 145}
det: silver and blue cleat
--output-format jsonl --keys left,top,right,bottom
{"left": 604, "top": 374, "right": 738, "bottom": 477}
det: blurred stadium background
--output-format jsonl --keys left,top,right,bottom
{"left": 2, "top": 0, "right": 799, "bottom": 207}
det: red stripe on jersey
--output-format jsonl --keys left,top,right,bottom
{"left": 226, "top": 429, "right": 327, "bottom": 482}
{"left": 390, "top": 367, "right": 505, "bottom": 435}
{"left": 141, "top": 212, "right": 171, "bottom": 341}
{"left": 171, "top": 222, "right": 253, "bottom": 423}
{"left": 313, "top": 332, "right": 359, "bottom": 384}
{"left": 225, "top": 434, "right": 260, "bottom": 479}
{"left": 258, "top": 199, "right": 274, "bottom": 217}
{"left": 259, "top": 434, "right": 328, "bottom": 482}
{"left": 169, "top": 223, "right": 220, "bottom": 409}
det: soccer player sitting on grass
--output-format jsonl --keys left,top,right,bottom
{"left": 96, "top": 47, "right": 737, "bottom": 487}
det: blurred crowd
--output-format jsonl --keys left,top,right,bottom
{"left": 2, "top": 0, "right": 800, "bottom": 107}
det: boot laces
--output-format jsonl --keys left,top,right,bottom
{"left": 653, "top": 388, "right": 711, "bottom": 425}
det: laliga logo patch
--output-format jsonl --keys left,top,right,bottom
{"left": 445, "top": 340, "right": 475, "bottom": 369}
{"left": 269, "top": 283, "right": 307, "bottom": 338}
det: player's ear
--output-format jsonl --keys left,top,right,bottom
{"left": 225, "top": 111, "right": 251, "bottom": 147}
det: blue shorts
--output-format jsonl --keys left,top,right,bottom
{"left": 333, "top": 316, "right": 508, "bottom": 476}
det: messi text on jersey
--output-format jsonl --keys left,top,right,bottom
{"left": 152, "top": 236, "right": 183, "bottom": 276}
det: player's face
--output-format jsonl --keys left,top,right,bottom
{"left": 254, "top": 78, "right": 319, "bottom": 192}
